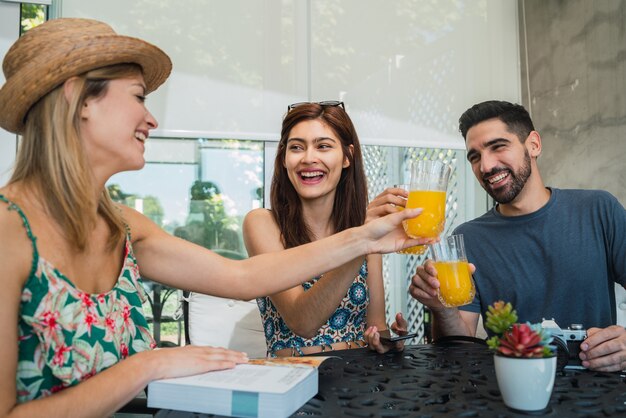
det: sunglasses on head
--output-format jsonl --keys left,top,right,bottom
{"left": 287, "top": 100, "right": 345, "bottom": 112}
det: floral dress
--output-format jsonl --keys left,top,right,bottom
{"left": 257, "top": 261, "right": 369, "bottom": 355}
{"left": 0, "top": 195, "right": 156, "bottom": 403}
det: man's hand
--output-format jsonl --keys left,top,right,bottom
{"left": 409, "top": 259, "right": 446, "bottom": 310}
{"left": 579, "top": 325, "right": 626, "bottom": 372}
{"left": 409, "top": 260, "right": 475, "bottom": 309}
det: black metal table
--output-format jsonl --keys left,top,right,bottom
{"left": 156, "top": 342, "right": 626, "bottom": 418}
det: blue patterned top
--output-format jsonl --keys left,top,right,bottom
{"left": 257, "top": 261, "right": 369, "bottom": 355}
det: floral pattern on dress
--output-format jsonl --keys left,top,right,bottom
{"left": 257, "top": 260, "right": 369, "bottom": 356}
{"left": 2, "top": 195, "right": 156, "bottom": 403}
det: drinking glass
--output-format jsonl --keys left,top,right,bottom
{"left": 402, "top": 160, "right": 450, "bottom": 241}
{"left": 429, "top": 234, "right": 475, "bottom": 307}
{"left": 393, "top": 184, "right": 427, "bottom": 255}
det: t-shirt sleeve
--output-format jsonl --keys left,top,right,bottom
{"left": 606, "top": 193, "right": 626, "bottom": 287}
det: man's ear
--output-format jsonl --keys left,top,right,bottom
{"left": 343, "top": 144, "right": 354, "bottom": 168}
{"left": 526, "top": 131, "right": 542, "bottom": 158}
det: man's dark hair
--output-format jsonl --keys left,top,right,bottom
{"left": 458, "top": 100, "right": 535, "bottom": 142}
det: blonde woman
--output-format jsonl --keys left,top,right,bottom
{"left": 0, "top": 19, "right": 425, "bottom": 417}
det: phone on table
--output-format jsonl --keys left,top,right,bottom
{"left": 379, "top": 332, "right": 419, "bottom": 343}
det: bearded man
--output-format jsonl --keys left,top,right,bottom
{"left": 410, "top": 100, "right": 626, "bottom": 372}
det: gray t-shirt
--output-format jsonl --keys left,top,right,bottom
{"left": 456, "top": 188, "right": 626, "bottom": 330}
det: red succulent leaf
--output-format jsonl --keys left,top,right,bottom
{"left": 497, "top": 324, "right": 545, "bottom": 358}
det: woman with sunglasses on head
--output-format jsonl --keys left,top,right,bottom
{"left": 0, "top": 19, "right": 426, "bottom": 417}
{"left": 243, "top": 102, "right": 430, "bottom": 357}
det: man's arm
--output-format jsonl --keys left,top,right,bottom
{"left": 431, "top": 308, "right": 479, "bottom": 340}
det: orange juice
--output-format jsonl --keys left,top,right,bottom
{"left": 397, "top": 244, "right": 428, "bottom": 255}
{"left": 434, "top": 260, "right": 475, "bottom": 307}
{"left": 403, "top": 190, "right": 446, "bottom": 239}
{"left": 395, "top": 205, "right": 428, "bottom": 255}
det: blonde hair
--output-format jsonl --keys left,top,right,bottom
{"left": 10, "top": 64, "right": 143, "bottom": 251}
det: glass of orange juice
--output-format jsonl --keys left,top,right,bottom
{"left": 393, "top": 184, "right": 428, "bottom": 255}
{"left": 402, "top": 160, "right": 450, "bottom": 240}
{"left": 430, "top": 234, "right": 475, "bottom": 307}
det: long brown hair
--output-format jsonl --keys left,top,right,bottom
{"left": 270, "top": 103, "right": 367, "bottom": 248}
{"left": 10, "top": 64, "right": 142, "bottom": 251}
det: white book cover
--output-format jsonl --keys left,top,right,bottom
{"left": 148, "top": 356, "right": 333, "bottom": 418}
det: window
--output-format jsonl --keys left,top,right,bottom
{"left": 108, "top": 136, "right": 467, "bottom": 346}
{"left": 107, "top": 138, "right": 264, "bottom": 346}
{"left": 20, "top": 2, "right": 47, "bottom": 35}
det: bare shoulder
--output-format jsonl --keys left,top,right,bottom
{"left": 242, "top": 208, "right": 283, "bottom": 255}
{"left": 0, "top": 198, "right": 34, "bottom": 289}
{"left": 117, "top": 203, "right": 166, "bottom": 244}
{"left": 242, "top": 208, "right": 278, "bottom": 235}
{"left": 243, "top": 207, "right": 274, "bottom": 224}
{"left": 0, "top": 199, "right": 29, "bottom": 242}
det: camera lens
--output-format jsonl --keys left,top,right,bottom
{"left": 550, "top": 338, "right": 569, "bottom": 372}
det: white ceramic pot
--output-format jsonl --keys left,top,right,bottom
{"left": 494, "top": 355, "right": 557, "bottom": 411}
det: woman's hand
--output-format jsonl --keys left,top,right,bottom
{"left": 145, "top": 345, "right": 249, "bottom": 380}
{"left": 362, "top": 187, "right": 439, "bottom": 254}
{"left": 365, "top": 187, "right": 409, "bottom": 224}
{"left": 365, "top": 313, "right": 409, "bottom": 354}
{"left": 362, "top": 208, "right": 435, "bottom": 254}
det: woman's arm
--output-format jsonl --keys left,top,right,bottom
{"left": 0, "top": 207, "right": 31, "bottom": 417}
{"left": 126, "top": 204, "right": 425, "bottom": 301}
{"left": 363, "top": 253, "right": 388, "bottom": 331}
{"left": 362, "top": 253, "right": 409, "bottom": 353}
{"left": 2, "top": 346, "right": 246, "bottom": 418}
{"left": 242, "top": 209, "right": 364, "bottom": 338}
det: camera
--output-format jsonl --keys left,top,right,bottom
{"left": 541, "top": 319, "right": 587, "bottom": 370}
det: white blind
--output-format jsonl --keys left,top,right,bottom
{"left": 60, "top": 0, "right": 520, "bottom": 149}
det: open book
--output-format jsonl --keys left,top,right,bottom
{"left": 147, "top": 356, "right": 332, "bottom": 418}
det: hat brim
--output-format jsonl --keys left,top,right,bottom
{"left": 0, "top": 34, "right": 172, "bottom": 134}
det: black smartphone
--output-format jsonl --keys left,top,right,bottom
{"left": 379, "top": 332, "right": 419, "bottom": 343}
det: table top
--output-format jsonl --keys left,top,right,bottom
{"left": 156, "top": 341, "right": 626, "bottom": 418}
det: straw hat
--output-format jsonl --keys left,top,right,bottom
{"left": 0, "top": 18, "right": 172, "bottom": 134}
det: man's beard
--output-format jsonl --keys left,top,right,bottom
{"left": 482, "top": 149, "right": 532, "bottom": 204}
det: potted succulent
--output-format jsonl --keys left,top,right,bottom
{"left": 485, "top": 301, "right": 556, "bottom": 412}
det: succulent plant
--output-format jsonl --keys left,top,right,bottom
{"left": 485, "top": 301, "right": 553, "bottom": 358}
{"left": 485, "top": 301, "right": 518, "bottom": 334}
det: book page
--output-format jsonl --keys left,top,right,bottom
{"left": 157, "top": 364, "right": 313, "bottom": 393}
{"left": 248, "top": 356, "right": 335, "bottom": 369}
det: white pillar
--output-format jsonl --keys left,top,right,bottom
{"left": 0, "top": 1, "right": 20, "bottom": 186}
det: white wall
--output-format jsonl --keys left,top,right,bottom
{"left": 0, "top": 1, "right": 19, "bottom": 186}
